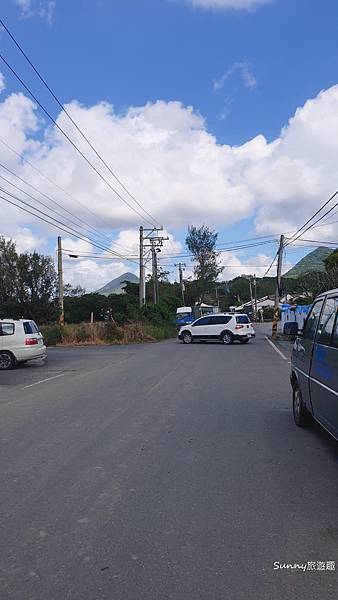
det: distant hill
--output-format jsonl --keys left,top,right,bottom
{"left": 96, "top": 272, "right": 139, "bottom": 296}
{"left": 284, "top": 247, "right": 333, "bottom": 278}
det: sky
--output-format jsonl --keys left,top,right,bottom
{"left": 1, "top": 0, "right": 338, "bottom": 290}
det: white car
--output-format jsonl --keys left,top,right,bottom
{"left": 0, "top": 319, "right": 47, "bottom": 370}
{"left": 178, "top": 313, "right": 255, "bottom": 345}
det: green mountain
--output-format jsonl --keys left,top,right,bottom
{"left": 96, "top": 272, "right": 139, "bottom": 296}
{"left": 284, "top": 246, "right": 333, "bottom": 278}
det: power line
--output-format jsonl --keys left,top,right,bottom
{"left": 286, "top": 238, "right": 338, "bottom": 246}
{"left": 0, "top": 163, "right": 113, "bottom": 246}
{"left": 263, "top": 250, "right": 279, "bottom": 278}
{"left": 0, "top": 52, "right": 158, "bottom": 228}
{"left": 0, "top": 161, "right": 136, "bottom": 255}
{"left": 285, "top": 189, "right": 338, "bottom": 247}
{"left": 156, "top": 239, "right": 277, "bottom": 260}
{"left": 0, "top": 18, "right": 161, "bottom": 229}
{"left": 0, "top": 135, "right": 115, "bottom": 240}
{"left": 0, "top": 188, "right": 139, "bottom": 264}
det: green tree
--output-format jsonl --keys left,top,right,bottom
{"left": 64, "top": 283, "right": 86, "bottom": 297}
{"left": 185, "top": 225, "right": 223, "bottom": 301}
{"left": 0, "top": 238, "right": 58, "bottom": 322}
{"left": 324, "top": 249, "right": 338, "bottom": 277}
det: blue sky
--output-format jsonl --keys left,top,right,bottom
{"left": 1, "top": 0, "right": 338, "bottom": 287}
{"left": 4, "top": 0, "right": 338, "bottom": 144}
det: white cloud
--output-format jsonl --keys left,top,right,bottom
{"left": 214, "top": 61, "right": 257, "bottom": 92}
{"left": 0, "top": 73, "right": 6, "bottom": 94}
{"left": 185, "top": 0, "right": 273, "bottom": 10}
{"left": 14, "top": 0, "right": 56, "bottom": 24}
{"left": 1, "top": 83, "right": 338, "bottom": 288}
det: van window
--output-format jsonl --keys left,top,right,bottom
{"left": 331, "top": 310, "right": 338, "bottom": 348}
{"left": 0, "top": 323, "right": 15, "bottom": 336}
{"left": 192, "top": 317, "right": 210, "bottom": 327}
{"left": 209, "top": 315, "right": 232, "bottom": 325}
{"left": 317, "top": 298, "right": 338, "bottom": 346}
{"left": 303, "top": 299, "right": 324, "bottom": 341}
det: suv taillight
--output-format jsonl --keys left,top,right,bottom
{"left": 235, "top": 325, "right": 244, "bottom": 329}
{"left": 25, "top": 338, "right": 38, "bottom": 346}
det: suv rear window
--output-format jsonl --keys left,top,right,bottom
{"left": 0, "top": 323, "right": 15, "bottom": 336}
{"left": 23, "top": 321, "right": 39, "bottom": 334}
{"left": 236, "top": 315, "right": 250, "bottom": 324}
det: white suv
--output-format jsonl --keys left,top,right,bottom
{"left": 178, "top": 313, "right": 255, "bottom": 345}
{"left": 0, "top": 319, "right": 47, "bottom": 370}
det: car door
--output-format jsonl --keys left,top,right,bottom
{"left": 191, "top": 316, "right": 211, "bottom": 339}
{"left": 292, "top": 298, "right": 324, "bottom": 410}
{"left": 0, "top": 322, "right": 16, "bottom": 351}
{"left": 206, "top": 315, "right": 232, "bottom": 339}
{"left": 309, "top": 296, "right": 338, "bottom": 436}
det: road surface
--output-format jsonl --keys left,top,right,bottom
{"left": 1, "top": 326, "right": 338, "bottom": 599}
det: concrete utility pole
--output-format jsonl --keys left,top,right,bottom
{"left": 253, "top": 274, "right": 258, "bottom": 322}
{"left": 151, "top": 239, "right": 159, "bottom": 305}
{"left": 139, "top": 226, "right": 145, "bottom": 307}
{"left": 271, "top": 235, "right": 284, "bottom": 340}
{"left": 57, "top": 236, "right": 64, "bottom": 326}
{"left": 139, "top": 226, "right": 167, "bottom": 306}
{"left": 175, "top": 262, "right": 186, "bottom": 304}
{"left": 248, "top": 276, "right": 254, "bottom": 321}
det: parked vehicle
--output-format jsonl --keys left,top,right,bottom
{"left": 0, "top": 319, "right": 46, "bottom": 370}
{"left": 176, "top": 307, "right": 194, "bottom": 328}
{"left": 178, "top": 313, "right": 255, "bottom": 344}
{"left": 291, "top": 288, "right": 338, "bottom": 439}
{"left": 175, "top": 303, "right": 219, "bottom": 328}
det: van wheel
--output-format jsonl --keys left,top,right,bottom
{"left": 293, "top": 385, "right": 310, "bottom": 427}
{"left": 182, "top": 331, "right": 193, "bottom": 344}
{"left": 0, "top": 351, "right": 16, "bottom": 370}
{"left": 221, "top": 331, "right": 233, "bottom": 345}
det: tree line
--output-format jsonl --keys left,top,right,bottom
{"left": 1, "top": 231, "right": 338, "bottom": 326}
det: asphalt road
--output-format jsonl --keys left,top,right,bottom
{"left": 1, "top": 326, "right": 338, "bottom": 599}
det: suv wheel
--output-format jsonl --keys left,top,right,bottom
{"left": 0, "top": 351, "right": 15, "bottom": 370}
{"left": 182, "top": 331, "right": 193, "bottom": 344}
{"left": 221, "top": 331, "right": 233, "bottom": 345}
{"left": 293, "top": 385, "right": 310, "bottom": 427}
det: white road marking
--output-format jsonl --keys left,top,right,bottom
{"left": 22, "top": 373, "right": 65, "bottom": 389}
{"left": 147, "top": 371, "right": 173, "bottom": 395}
{"left": 265, "top": 336, "right": 288, "bottom": 361}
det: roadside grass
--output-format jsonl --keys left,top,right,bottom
{"left": 40, "top": 322, "right": 176, "bottom": 346}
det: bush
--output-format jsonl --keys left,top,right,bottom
{"left": 75, "top": 325, "right": 88, "bottom": 343}
{"left": 40, "top": 324, "right": 62, "bottom": 346}
{"left": 103, "top": 321, "right": 124, "bottom": 342}
{"left": 263, "top": 306, "right": 275, "bottom": 320}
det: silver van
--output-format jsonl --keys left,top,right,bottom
{"left": 291, "top": 289, "right": 338, "bottom": 438}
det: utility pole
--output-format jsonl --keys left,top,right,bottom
{"left": 253, "top": 274, "right": 258, "bottom": 322}
{"left": 175, "top": 263, "right": 186, "bottom": 304}
{"left": 57, "top": 236, "right": 64, "bottom": 326}
{"left": 155, "top": 249, "right": 160, "bottom": 304}
{"left": 139, "top": 226, "right": 167, "bottom": 306}
{"left": 271, "top": 235, "right": 284, "bottom": 340}
{"left": 248, "top": 275, "right": 254, "bottom": 321}
{"left": 139, "top": 226, "right": 145, "bottom": 307}
{"left": 151, "top": 239, "right": 159, "bottom": 305}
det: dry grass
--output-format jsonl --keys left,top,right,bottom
{"left": 40, "top": 321, "right": 176, "bottom": 346}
